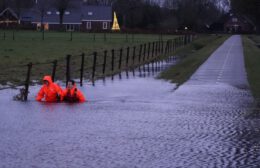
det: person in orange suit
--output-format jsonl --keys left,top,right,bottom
{"left": 63, "top": 80, "right": 86, "bottom": 103}
{"left": 36, "top": 75, "right": 63, "bottom": 102}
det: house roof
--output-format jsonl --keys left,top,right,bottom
{"left": 31, "top": 8, "right": 82, "bottom": 24}
{"left": 20, "top": 8, "right": 35, "bottom": 22}
{"left": 81, "top": 5, "right": 112, "bottom": 21}
{"left": 18, "top": 5, "right": 112, "bottom": 24}
{"left": 0, "top": 8, "right": 19, "bottom": 19}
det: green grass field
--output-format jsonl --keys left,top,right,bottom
{"left": 0, "top": 30, "right": 177, "bottom": 85}
{"left": 158, "top": 35, "right": 229, "bottom": 85}
{"left": 0, "top": 30, "right": 175, "bottom": 66}
{"left": 243, "top": 35, "right": 260, "bottom": 103}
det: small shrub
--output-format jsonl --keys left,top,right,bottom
{"left": 192, "top": 42, "right": 204, "bottom": 50}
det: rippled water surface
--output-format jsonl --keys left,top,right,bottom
{"left": 0, "top": 35, "right": 260, "bottom": 168}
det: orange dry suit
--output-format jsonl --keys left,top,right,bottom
{"left": 63, "top": 83, "right": 86, "bottom": 103}
{"left": 36, "top": 76, "right": 63, "bottom": 102}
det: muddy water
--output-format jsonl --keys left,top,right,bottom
{"left": 0, "top": 36, "right": 260, "bottom": 168}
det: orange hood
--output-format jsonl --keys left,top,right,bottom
{"left": 43, "top": 75, "right": 53, "bottom": 84}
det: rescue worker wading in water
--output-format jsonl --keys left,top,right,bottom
{"left": 63, "top": 80, "right": 86, "bottom": 103}
{"left": 36, "top": 75, "right": 63, "bottom": 102}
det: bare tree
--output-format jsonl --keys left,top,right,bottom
{"left": 35, "top": 0, "right": 50, "bottom": 31}
{"left": 52, "top": 0, "right": 72, "bottom": 30}
{"left": 0, "top": 0, "right": 8, "bottom": 11}
{"left": 230, "top": 0, "right": 259, "bottom": 27}
{"left": 175, "top": 0, "right": 222, "bottom": 30}
{"left": 10, "top": 0, "right": 34, "bottom": 17}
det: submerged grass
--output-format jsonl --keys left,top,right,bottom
{"left": 159, "top": 34, "right": 229, "bottom": 86}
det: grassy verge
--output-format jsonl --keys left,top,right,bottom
{"left": 158, "top": 34, "right": 229, "bottom": 86}
{"left": 243, "top": 35, "right": 260, "bottom": 102}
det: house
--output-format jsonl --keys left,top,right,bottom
{"left": 0, "top": 8, "right": 19, "bottom": 28}
{"left": 224, "top": 13, "right": 256, "bottom": 33}
{"left": 0, "top": 3, "right": 112, "bottom": 31}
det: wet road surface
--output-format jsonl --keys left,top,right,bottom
{"left": 0, "top": 35, "right": 260, "bottom": 168}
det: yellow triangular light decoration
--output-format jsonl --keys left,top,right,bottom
{"left": 112, "top": 12, "right": 120, "bottom": 31}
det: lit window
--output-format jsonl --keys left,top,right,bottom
{"left": 65, "top": 11, "right": 70, "bottom": 15}
{"left": 56, "top": 11, "right": 60, "bottom": 15}
{"left": 88, "top": 12, "right": 93, "bottom": 15}
{"left": 47, "top": 11, "right": 51, "bottom": 15}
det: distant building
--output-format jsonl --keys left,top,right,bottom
{"left": 0, "top": 4, "right": 112, "bottom": 31}
{"left": 224, "top": 13, "right": 256, "bottom": 33}
{"left": 0, "top": 8, "right": 19, "bottom": 28}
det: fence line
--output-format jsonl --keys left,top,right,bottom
{"left": 3, "top": 34, "right": 195, "bottom": 101}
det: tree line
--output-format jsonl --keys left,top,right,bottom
{"left": 230, "top": 0, "right": 260, "bottom": 32}
{"left": 92, "top": 0, "right": 225, "bottom": 32}
{"left": 0, "top": 0, "right": 225, "bottom": 32}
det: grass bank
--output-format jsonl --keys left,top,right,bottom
{"left": 243, "top": 35, "right": 260, "bottom": 102}
{"left": 159, "top": 34, "right": 229, "bottom": 85}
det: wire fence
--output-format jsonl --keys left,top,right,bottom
{"left": 1, "top": 34, "right": 196, "bottom": 101}
{"left": 0, "top": 30, "right": 177, "bottom": 43}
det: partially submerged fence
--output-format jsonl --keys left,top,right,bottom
{"left": 1, "top": 34, "right": 195, "bottom": 101}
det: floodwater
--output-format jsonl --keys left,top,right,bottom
{"left": 0, "top": 35, "right": 260, "bottom": 168}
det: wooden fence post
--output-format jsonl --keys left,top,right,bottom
{"left": 66, "top": 54, "right": 71, "bottom": 87}
{"left": 119, "top": 48, "right": 123, "bottom": 69}
{"left": 155, "top": 41, "right": 158, "bottom": 57}
{"left": 138, "top": 44, "right": 143, "bottom": 64}
{"left": 143, "top": 43, "right": 146, "bottom": 62}
{"left": 152, "top": 42, "right": 155, "bottom": 58}
{"left": 80, "top": 53, "right": 85, "bottom": 86}
{"left": 102, "top": 50, "right": 107, "bottom": 75}
{"left": 52, "top": 60, "right": 57, "bottom": 82}
{"left": 111, "top": 49, "right": 115, "bottom": 72}
{"left": 147, "top": 42, "right": 150, "bottom": 60}
{"left": 126, "top": 47, "right": 130, "bottom": 67}
{"left": 132, "top": 46, "right": 136, "bottom": 65}
{"left": 24, "top": 62, "right": 32, "bottom": 101}
{"left": 92, "top": 52, "right": 97, "bottom": 81}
